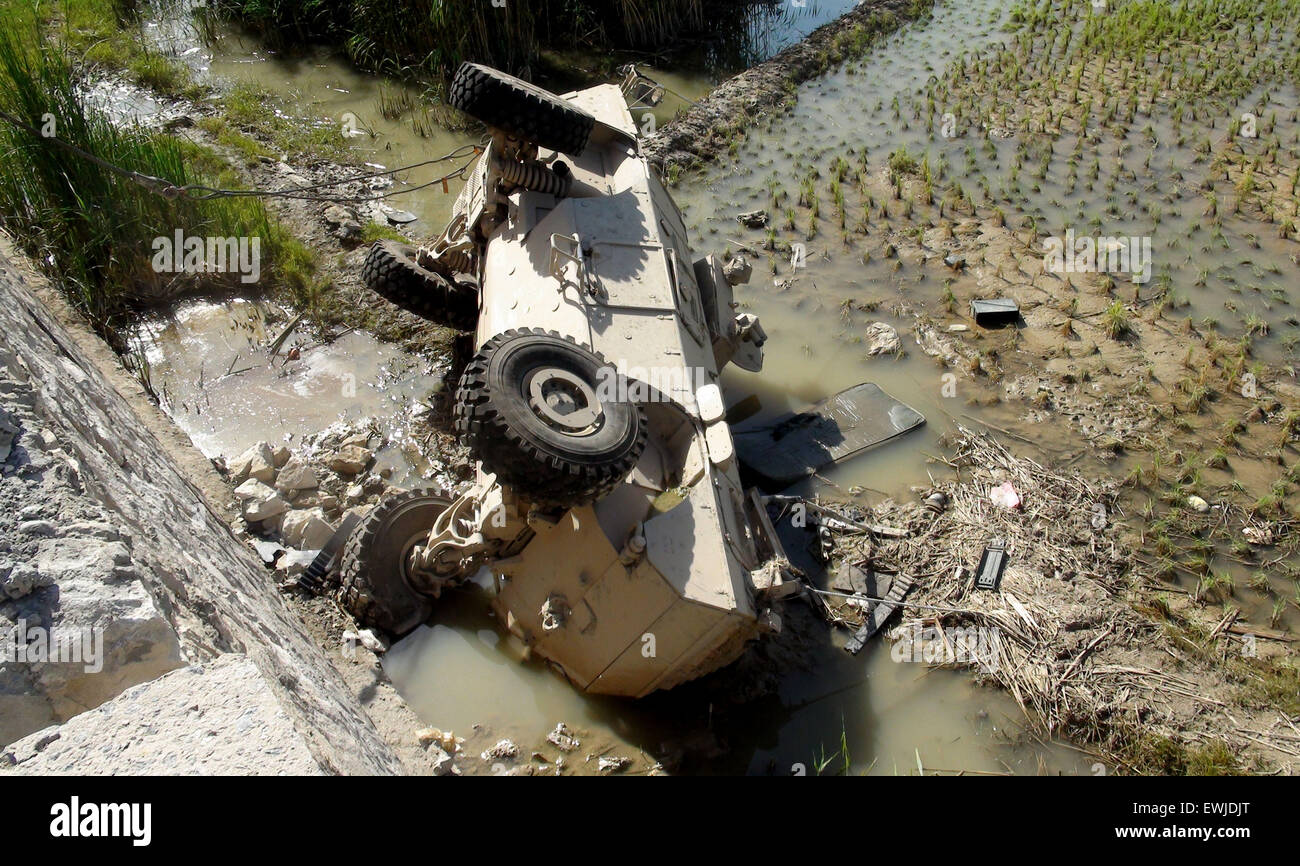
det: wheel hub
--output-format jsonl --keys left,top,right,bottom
{"left": 527, "top": 367, "right": 602, "bottom": 433}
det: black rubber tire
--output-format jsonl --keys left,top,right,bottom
{"left": 361, "top": 241, "right": 478, "bottom": 331}
{"left": 454, "top": 329, "right": 647, "bottom": 509}
{"left": 449, "top": 62, "right": 595, "bottom": 156}
{"left": 338, "top": 490, "right": 453, "bottom": 635}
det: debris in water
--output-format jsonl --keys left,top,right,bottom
{"left": 864, "top": 321, "right": 902, "bottom": 356}
{"left": 723, "top": 255, "right": 753, "bottom": 286}
{"left": 1242, "top": 526, "right": 1274, "bottom": 546}
{"left": 547, "top": 723, "right": 580, "bottom": 752}
{"left": 597, "top": 755, "right": 631, "bottom": 773}
{"left": 842, "top": 574, "right": 914, "bottom": 655}
{"left": 481, "top": 739, "right": 519, "bottom": 761}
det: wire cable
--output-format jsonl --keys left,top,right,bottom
{"left": 0, "top": 107, "right": 482, "bottom": 204}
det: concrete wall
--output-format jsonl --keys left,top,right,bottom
{"left": 0, "top": 244, "right": 403, "bottom": 774}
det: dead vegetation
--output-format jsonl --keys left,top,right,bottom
{"left": 815, "top": 428, "right": 1299, "bottom": 773}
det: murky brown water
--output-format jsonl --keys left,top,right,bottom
{"left": 125, "top": 298, "right": 455, "bottom": 490}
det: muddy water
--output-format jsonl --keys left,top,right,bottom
{"left": 132, "top": 0, "right": 1112, "bottom": 774}
{"left": 674, "top": 0, "right": 1062, "bottom": 495}
{"left": 145, "top": 0, "right": 862, "bottom": 231}
{"left": 125, "top": 298, "right": 454, "bottom": 490}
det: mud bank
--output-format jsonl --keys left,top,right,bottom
{"left": 643, "top": 0, "right": 937, "bottom": 174}
{"left": 0, "top": 239, "right": 406, "bottom": 774}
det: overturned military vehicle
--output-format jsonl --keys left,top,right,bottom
{"left": 341, "top": 63, "right": 795, "bottom": 697}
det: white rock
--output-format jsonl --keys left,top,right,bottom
{"left": 230, "top": 442, "right": 275, "bottom": 484}
{"left": 1186, "top": 495, "right": 1210, "bottom": 513}
{"left": 274, "top": 458, "right": 318, "bottom": 493}
{"left": 430, "top": 747, "right": 458, "bottom": 776}
{"left": 280, "top": 508, "right": 335, "bottom": 549}
{"left": 864, "top": 322, "right": 902, "bottom": 356}
{"left": 235, "top": 480, "right": 290, "bottom": 523}
{"left": 273, "top": 549, "right": 317, "bottom": 577}
{"left": 328, "top": 445, "right": 373, "bottom": 475}
{"left": 356, "top": 628, "right": 388, "bottom": 653}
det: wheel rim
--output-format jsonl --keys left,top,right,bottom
{"left": 383, "top": 496, "right": 452, "bottom": 584}
{"left": 525, "top": 366, "right": 603, "bottom": 435}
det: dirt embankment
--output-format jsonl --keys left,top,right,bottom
{"left": 0, "top": 237, "right": 423, "bottom": 774}
{"left": 643, "top": 0, "right": 936, "bottom": 174}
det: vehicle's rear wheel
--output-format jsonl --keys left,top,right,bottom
{"left": 338, "top": 490, "right": 454, "bottom": 635}
{"left": 362, "top": 241, "right": 478, "bottom": 331}
{"left": 454, "top": 329, "right": 647, "bottom": 509}
{"left": 449, "top": 62, "right": 595, "bottom": 156}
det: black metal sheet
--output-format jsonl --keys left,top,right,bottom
{"left": 970, "top": 298, "right": 1020, "bottom": 327}
{"left": 734, "top": 382, "right": 925, "bottom": 489}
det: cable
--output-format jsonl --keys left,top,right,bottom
{"left": 808, "top": 586, "right": 989, "bottom": 618}
{"left": 0, "top": 107, "right": 482, "bottom": 204}
{"left": 0, "top": 107, "right": 185, "bottom": 198}
{"left": 183, "top": 156, "right": 479, "bottom": 203}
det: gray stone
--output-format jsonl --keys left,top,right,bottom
{"left": 0, "top": 243, "right": 405, "bottom": 773}
{"left": 0, "top": 406, "right": 17, "bottom": 463}
{"left": 17, "top": 520, "right": 55, "bottom": 537}
{"left": 430, "top": 747, "right": 457, "bottom": 776}
{"left": 723, "top": 256, "right": 753, "bottom": 286}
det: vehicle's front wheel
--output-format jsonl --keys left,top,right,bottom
{"left": 338, "top": 490, "right": 455, "bottom": 635}
{"left": 453, "top": 329, "right": 647, "bottom": 510}
{"left": 361, "top": 241, "right": 479, "bottom": 331}
{"left": 449, "top": 62, "right": 595, "bottom": 156}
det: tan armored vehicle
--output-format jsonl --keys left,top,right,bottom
{"left": 341, "top": 63, "right": 793, "bottom": 697}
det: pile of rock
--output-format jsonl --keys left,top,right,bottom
{"left": 221, "top": 427, "right": 392, "bottom": 580}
